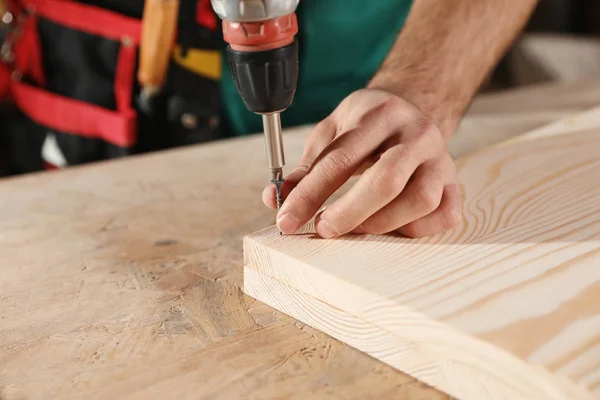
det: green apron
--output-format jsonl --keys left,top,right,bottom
{"left": 220, "top": 0, "right": 413, "bottom": 136}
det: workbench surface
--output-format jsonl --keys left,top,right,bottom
{"left": 2, "top": 79, "right": 599, "bottom": 399}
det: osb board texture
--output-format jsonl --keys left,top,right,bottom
{"left": 244, "top": 117, "right": 600, "bottom": 399}
{"left": 0, "top": 129, "right": 444, "bottom": 400}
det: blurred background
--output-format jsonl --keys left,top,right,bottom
{"left": 1, "top": 0, "right": 600, "bottom": 177}
{"left": 487, "top": 0, "right": 600, "bottom": 90}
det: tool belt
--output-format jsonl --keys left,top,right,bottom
{"left": 0, "top": 0, "right": 223, "bottom": 175}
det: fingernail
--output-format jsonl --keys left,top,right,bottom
{"left": 316, "top": 218, "right": 337, "bottom": 239}
{"left": 277, "top": 213, "right": 300, "bottom": 234}
{"left": 352, "top": 224, "right": 365, "bottom": 234}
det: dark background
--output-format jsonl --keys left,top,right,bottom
{"left": 527, "top": 0, "right": 600, "bottom": 33}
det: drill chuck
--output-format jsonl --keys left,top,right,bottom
{"left": 226, "top": 39, "right": 298, "bottom": 114}
{"left": 221, "top": 12, "right": 299, "bottom": 114}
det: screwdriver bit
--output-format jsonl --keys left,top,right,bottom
{"left": 262, "top": 113, "right": 285, "bottom": 234}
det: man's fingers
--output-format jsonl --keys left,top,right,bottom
{"left": 397, "top": 183, "right": 463, "bottom": 238}
{"left": 263, "top": 117, "right": 337, "bottom": 210}
{"left": 300, "top": 117, "right": 337, "bottom": 167}
{"left": 314, "top": 144, "right": 423, "bottom": 238}
{"left": 273, "top": 90, "right": 447, "bottom": 236}
{"left": 356, "top": 159, "right": 446, "bottom": 234}
{"left": 277, "top": 122, "right": 392, "bottom": 234}
{"left": 310, "top": 116, "right": 446, "bottom": 238}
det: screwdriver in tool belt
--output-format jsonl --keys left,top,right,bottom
{"left": 138, "top": 0, "right": 179, "bottom": 106}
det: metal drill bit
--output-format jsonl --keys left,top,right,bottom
{"left": 262, "top": 113, "right": 286, "bottom": 232}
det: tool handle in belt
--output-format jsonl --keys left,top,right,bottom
{"left": 138, "top": 0, "right": 179, "bottom": 97}
{"left": 0, "top": 0, "right": 7, "bottom": 18}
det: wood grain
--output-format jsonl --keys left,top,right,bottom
{"left": 244, "top": 114, "right": 600, "bottom": 399}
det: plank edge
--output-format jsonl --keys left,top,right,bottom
{"left": 242, "top": 261, "right": 595, "bottom": 400}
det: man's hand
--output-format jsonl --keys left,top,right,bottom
{"left": 263, "top": 0, "right": 539, "bottom": 238}
{"left": 263, "top": 89, "right": 462, "bottom": 238}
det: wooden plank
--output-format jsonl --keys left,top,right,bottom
{"left": 243, "top": 110, "right": 600, "bottom": 400}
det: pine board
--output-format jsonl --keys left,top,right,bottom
{"left": 243, "top": 113, "right": 600, "bottom": 400}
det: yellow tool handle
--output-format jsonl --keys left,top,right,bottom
{"left": 138, "top": 0, "right": 180, "bottom": 94}
{"left": 0, "top": 0, "right": 8, "bottom": 18}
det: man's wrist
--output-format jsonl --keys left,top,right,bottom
{"left": 364, "top": 0, "right": 538, "bottom": 142}
{"left": 367, "top": 72, "right": 463, "bottom": 141}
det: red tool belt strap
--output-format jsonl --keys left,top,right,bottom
{"left": 0, "top": 0, "right": 141, "bottom": 148}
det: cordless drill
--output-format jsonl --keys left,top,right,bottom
{"left": 210, "top": 0, "right": 300, "bottom": 209}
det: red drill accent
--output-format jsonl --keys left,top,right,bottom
{"left": 223, "top": 13, "right": 298, "bottom": 52}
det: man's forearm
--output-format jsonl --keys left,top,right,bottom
{"left": 368, "top": 0, "right": 539, "bottom": 139}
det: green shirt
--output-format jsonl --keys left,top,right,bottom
{"left": 220, "top": 0, "right": 413, "bottom": 136}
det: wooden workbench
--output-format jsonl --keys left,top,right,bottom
{"left": 2, "top": 79, "right": 600, "bottom": 399}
